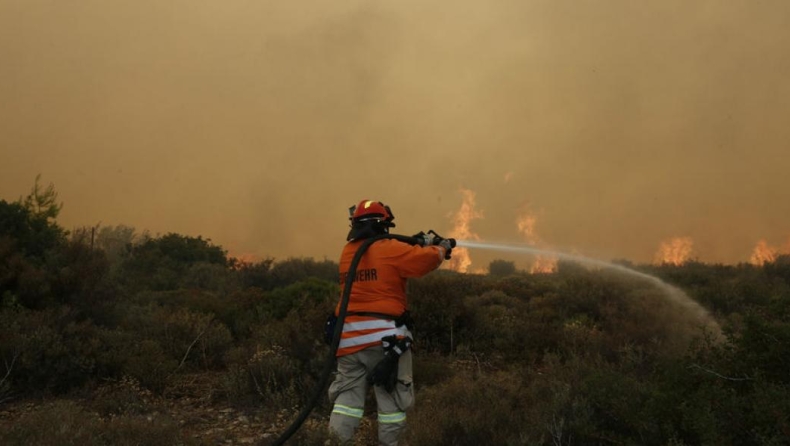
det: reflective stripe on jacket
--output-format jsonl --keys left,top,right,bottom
{"left": 337, "top": 316, "right": 413, "bottom": 356}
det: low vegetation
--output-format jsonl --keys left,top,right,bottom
{"left": 1, "top": 180, "right": 788, "bottom": 445}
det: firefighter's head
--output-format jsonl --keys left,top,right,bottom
{"left": 347, "top": 200, "right": 395, "bottom": 241}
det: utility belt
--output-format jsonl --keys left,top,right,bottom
{"left": 324, "top": 310, "right": 414, "bottom": 346}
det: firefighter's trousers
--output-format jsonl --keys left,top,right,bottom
{"left": 328, "top": 346, "right": 414, "bottom": 446}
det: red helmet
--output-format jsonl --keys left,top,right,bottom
{"left": 349, "top": 200, "right": 395, "bottom": 226}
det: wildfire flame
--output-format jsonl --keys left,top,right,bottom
{"left": 749, "top": 239, "right": 787, "bottom": 266}
{"left": 653, "top": 237, "right": 694, "bottom": 266}
{"left": 516, "top": 206, "right": 557, "bottom": 274}
{"left": 445, "top": 187, "right": 483, "bottom": 273}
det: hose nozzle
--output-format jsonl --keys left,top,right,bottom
{"left": 412, "top": 230, "right": 456, "bottom": 259}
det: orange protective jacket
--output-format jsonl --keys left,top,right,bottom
{"left": 334, "top": 239, "right": 445, "bottom": 356}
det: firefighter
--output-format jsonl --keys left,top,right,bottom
{"left": 328, "top": 200, "right": 453, "bottom": 445}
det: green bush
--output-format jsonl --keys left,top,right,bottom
{"left": 119, "top": 233, "right": 228, "bottom": 291}
{"left": 409, "top": 273, "right": 485, "bottom": 353}
{"left": 222, "top": 285, "right": 335, "bottom": 407}
{"left": 461, "top": 290, "right": 527, "bottom": 359}
{"left": 121, "top": 304, "right": 233, "bottom": 371}
{"left": 222, "top": 342, "right": 331, "bottom": 411}
{"left": 267, "top": 257, "right": 338, "bottom": 290}
{"left": 133, "top": 288, "right": 263, "bottom": 340}
{"left": 0, "top": 307, "right": 109, "bottom": 394}
{"left": 120, "top": 339, "right": 179, "bottom": 392}
{"left": 5, "top": 181, "right": 790, "bottom": 444}
{"left": 408, "top": 370, "right": 534, "bottom": 445}
{"left": 488, "top": 259, "right": 516, "bottom": 277}
{"left": 181, "top": 262, "right": 238, "bottom": 293}
{"left": 256, "top": 277, "right": 338, "bottom": 321}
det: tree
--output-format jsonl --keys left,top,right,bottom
{"left": 0, "top": 200, "right": 65, "bottom": 259}
{"left": 21, "top": 174, "right": 62, "bottom": 222}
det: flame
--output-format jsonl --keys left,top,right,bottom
{"left": 530, "top": 256, "right": 558, "bottom": 274}
{"left": 748, "top": 237, "right": 790, "bottom": 266}
{"left": 445, "top": 187, "right": 483, "bottom": 273}
{"left": 516, "top": 206, "right": 557, "bottom": 274}
{"left": 653, "top": 237, "right": 694, "bottom": 265}
{"left": 750, "top": 240, "right": 777, "bottom": 266}
{"left": 504, "top": 172, "right": 514, "bottom": 183}
{"left": 516, "top": 214, "right": 538, "bottom": 241}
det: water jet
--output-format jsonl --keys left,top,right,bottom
{"left": 456, "top": 240, "right": 721, "bottom": 336}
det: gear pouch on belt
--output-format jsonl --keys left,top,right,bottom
{"left": 395, "top": 310, "right": 414, "bottom": 331}
{"left": 324, "top": 313, "right": 338, "bottom": 346}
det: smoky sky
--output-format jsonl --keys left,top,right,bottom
{"left": 2, "top": 0, "right": 789, "bottom": 266}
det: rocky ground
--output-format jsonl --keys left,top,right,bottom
{"left": 0, "top": 372, "right": 330, "bottom": 446}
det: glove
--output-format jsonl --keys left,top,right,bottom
{"left": 411, "top": 231, "right": 431, "bottom": 247}
{"left": 438, "top": 238, "right": 456, "bottom": 260}
{"left": 368, "top": 336, "right": 412, "bottom": 392}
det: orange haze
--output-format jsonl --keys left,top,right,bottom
{"left": 2, "top": 1, "right": 790, "bottom": 265}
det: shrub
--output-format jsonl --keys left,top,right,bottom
{"left": 488, "top": 259, "right": 516, "bottom": 277}
{"left": 181, "top": 262, "right": 237, "bottom": 293}
{"left": 119, "top": 233, "right": 228, "bottom": 291}
{"left": 121, "top": 305, "right": 233, "bottom": 371}
{"left": 461, "top": 290, "right": 526, "bottom": 359}
{"left": 408, "top": 273, "right": 485, "bottom": 353}
{"left": 222, "top": 286, "right": 335, "bottom": 407}
{"left": 0, "top": 307, "right": 110, "bottom": 394}
{"left": 133, "top": 288, "right": 263, "bottom": 340}
{"left": 117, "top": 339, "right": 178, "bottom": 392}
{"left": 238, "top": 257, "right": 338, "bottom": 291}
{"left": 413, "top": 353, "right": 456, "bottom": 387}
{"left": 236, "top": 258, "right": 275, "bottom": 289}
{"left": 407, "top": 370, "right": 533, "bottom": 445}
{"left": 256, "top": 278, "right": 338, "bottom": 321}
{"left": 222, "top": 342, "right": 330, "bottom": 411}
{"left": 267, "top": 258, "right": 338, "bottom": 290}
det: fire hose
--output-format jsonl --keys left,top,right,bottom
{"left": 267, "top": 231, "right": 455, "bottom": 445}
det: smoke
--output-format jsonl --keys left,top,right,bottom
{"left": 2, "top": 0, "right": 789, "bottom": 263}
